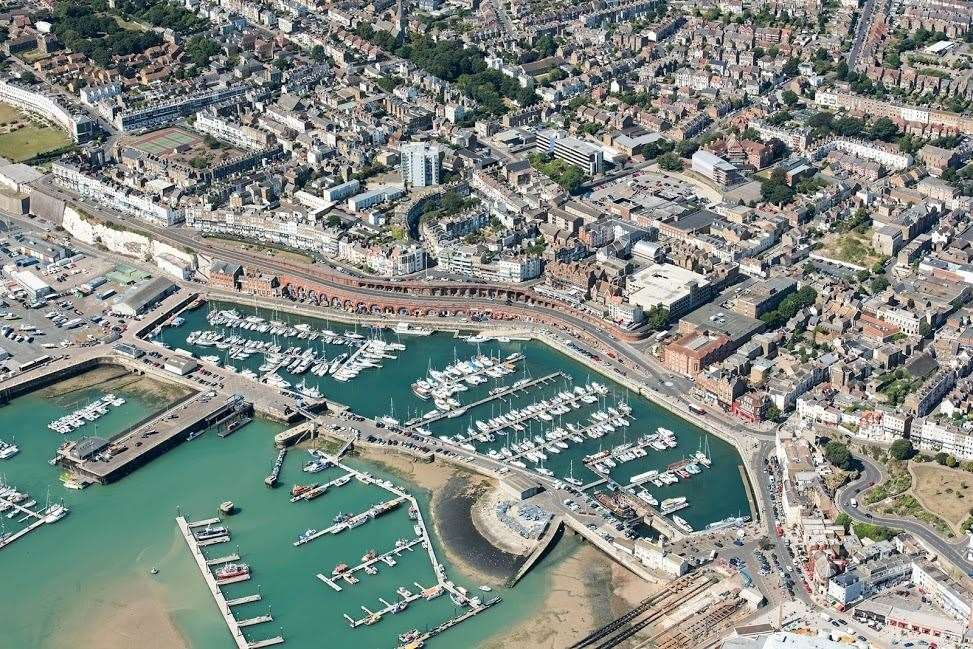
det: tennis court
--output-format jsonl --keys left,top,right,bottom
{"left": 132, "top": 127, "right": 202, "bottom": 155}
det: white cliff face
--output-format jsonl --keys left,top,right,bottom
{"left": 62, "top": 205, "right": 197, "bottom": 272}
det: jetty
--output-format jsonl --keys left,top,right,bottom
{"left": 410, "top": 371, "right": 567, "bottom": 427}
{"left": 265, "top": 448, "right": 286, "bottom": 487}
{"left": 176, "top": 516, "right": 284, "bottom": 649}
{"left": 0, "top": 489, "right": 66, "bottom": 551}
{"left": 507, "top": 517, "right": 563, "bottom": 587}
{"left": 293, "top": 496, "right": 404, "bottom": 545}
{"left": 56, "top": 393, "right": 252, "bottom": 484}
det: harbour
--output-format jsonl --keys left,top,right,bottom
{"left": 0, "top": 296, "right": 751, "bottom": 649}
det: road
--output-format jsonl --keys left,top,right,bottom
{"left": 836, "top": 453, "right": 973, "bottom": 576}
{"left": 847, "top": 0, "right": 879, "bottom": 70}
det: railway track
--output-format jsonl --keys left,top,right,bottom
{"left": 567, "top": 571, "right": 714, "bottom": 649}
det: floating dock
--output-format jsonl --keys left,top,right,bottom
{"left": 410, "top": 371, "right": 567, "bottom": 427}
{"left": 315, "top": 537, "right": 424, "bottom": 589}
{"left": 176, "top": 516, "right": 284, "bottom": 649}
{"left": 0, "top": 491, "right": 59, "bottom": 551}
{"left": 293, "top": 496, "right": 404, "bottom": 545}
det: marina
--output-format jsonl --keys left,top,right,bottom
{"left": 0, "top": 297, "right": 751, "bottom": 649}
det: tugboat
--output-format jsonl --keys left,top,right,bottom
{"left": 214, "top": 563, "right": 249, "bottom": 580}
{"left": 332, "top": 563, "right": 350, "bottom": 577}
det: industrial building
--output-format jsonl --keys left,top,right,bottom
{"left": 111, "top": 277, "right": 177, "bottom": 316}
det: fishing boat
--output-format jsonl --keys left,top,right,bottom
{"left": 214, "top": 563, "right": 249, "bottom": 580}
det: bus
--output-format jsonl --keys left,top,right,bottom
{"left": 18, "top": 354, "right": 52, "bottom": 372}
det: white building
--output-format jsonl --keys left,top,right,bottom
{"left": 400, "top": 142, "right": 442, "bottom": 188}
{"left": 0, "top": 80, "right": 96, "bottom": 142}
{"left": 553, "top": 136, "right": 604, "bottom": 175}
{"left": 347, "top": 185, "right": 405, "bottom": 212}
{"left": 912, "top": 419, "right": 973, "bottom": 460}
{"left": 692, "top": 150, "right": 740, "bottom": 186}
{"left": 51, "top": 162, "right": 182, "bottom": 226}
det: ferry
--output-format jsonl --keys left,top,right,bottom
{"left": 303, "top": 458, "right": 330, "bottom": 473}
{"left": 705, "top": 515, "right": 751, "bottom": 531}
{"left": 291, "top": 484, "right": 317, "bottom": 497}
{"left": 399, "top": 629, "right": 421, "bottom": 644}
{"left": 296, "top": 529, "right": 317, "bottom": 544}
{"left": 332, "top": 563, "right": 349, "bottom": 576}
{"left": 194, "top": 525, "right": 228, "bottom": 540}
{"left": 660, "top": 497, "right": 688, "bottom": 513}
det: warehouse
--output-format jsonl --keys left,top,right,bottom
{"left": 9, "top": 269, "right": 53, "bottom": 301}
{"left": 111, "top": 277, "right": 177, "bottom": 317}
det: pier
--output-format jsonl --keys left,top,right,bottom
{"left": 410, "top": 371, "right": 567, "bottom": 428}
{"left": 176, "top": 516, "right": 284, "bottom": 649}
{"left": 304, "top": 454, "right": 498, "bottom": 638}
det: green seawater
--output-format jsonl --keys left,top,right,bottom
{"left": 0, "top": 301, "right": 749, "bottom": 649}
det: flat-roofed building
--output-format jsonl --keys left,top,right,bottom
{"left": 627, "top": 263, "right": 712, "bottom": 319}
{"left": 553, "top": 136, "right": 604, "bottom": 175}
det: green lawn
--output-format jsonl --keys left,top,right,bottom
{"left": 0, "top": 125, "right": 72, "bottom": 162}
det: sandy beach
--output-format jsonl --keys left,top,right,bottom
{"left": 51, "top": 575, "right": 187, "bottom": 649}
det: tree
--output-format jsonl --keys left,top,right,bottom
{"left": 889, "top": 438, "right": 914, "bottom": 461}
{"left": 782, "top": 57, "right": 799, "bottom": 77}
{"left": 824, "top": 440, "right": 853, "bottom": 470}
{"left": 870, "top": 276, "right": 890, "bottom": 293}
{"left": 657, "top": 152, "right": 683, "bottom": 172}
{"left": 311, "top": 45, "right": 326, "bottom": 62}
{"left": 765, "top": 404, "right": 781, "bottom": 422}
{"left": 676, "top": 139, "right": 699, "bottom": 157}
{"left": 781, "top": 89, "right": 799, "bottom": 106}
{"left": 870, "top": 117, "right": 899, "bottom": 142}
{"left": 935, "top": 451, "right": 950, "bottom": 465}
{"left": 646, "top": 305, "right": 670, "bottom": 330}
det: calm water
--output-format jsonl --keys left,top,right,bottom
{"left": 0, "top": 301, "right": 749, "bottom": 649}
